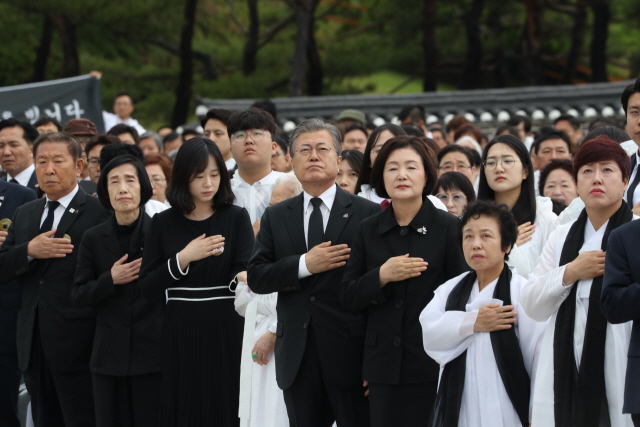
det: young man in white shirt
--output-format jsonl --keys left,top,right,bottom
{"left": 102, "top": 92, "right": 146, "bottom": 135}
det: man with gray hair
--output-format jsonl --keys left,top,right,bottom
{"left": 249, "top": 118, "right": 381, "bottom": 427}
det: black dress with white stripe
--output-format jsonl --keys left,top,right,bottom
{"left": 140, "top": 205, "right": 254, "bottom": 427}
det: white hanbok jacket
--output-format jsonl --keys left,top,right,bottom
{"left": 420, "top": 270, "right": 546, "bottom": 427}
{"left": 520, "top": 217, "right": 635, "bottom": 427}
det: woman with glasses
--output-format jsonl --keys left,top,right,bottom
{"left": 341, "top": 135, "right": 469, "bottom": 426}
{"left": 140, "top": 138, "right": 254, "bottom": 427}
{"left": 478, "top": 135, "right": 557, "bottom": 279}
{"left": 433, "top": 171, "right": 476, "bottom": 217}
{"left": 145, "top": 153, "right": 173, "bottom": 206}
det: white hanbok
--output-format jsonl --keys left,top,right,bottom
{"left": 234, "top": 283, "right": 289, "bottom": 427}
{"left": 420, "top": 270, "right": 546, "bottom": 427}
{"left": 231, "top": 170, "right": 284, "bottom": 223}
{"left": 507, "top": 197, "right": 557, "bottom": 279}
{"left": 520, "top": 217, "right": 635, "bottom": 427}
{"left": 357, "top": 183, "right": 449, "bottom": 212}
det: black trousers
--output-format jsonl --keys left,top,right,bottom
{"left": 368, "top": 381, "right": 438, "bottom": 427}
{"left": 282, "top": 328, "right": 370, "bottom": 427}
{"left": 0, "top": 353, "right": 21, "bottom": 427}
{"left": 23, "top": 315, "right": 95, "bottom": 427}
{"left": 632, "top": 413, "right": 640, "bottom": 426}
{"left": 92, "top": 372, "right": 161, "bottom": 427}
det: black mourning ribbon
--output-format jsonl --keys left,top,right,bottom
{"left": 553, "top": 202, "right": 632, "bottom": 427}
{"left": 429, "top": 264, "right": 530, "bottom": 427}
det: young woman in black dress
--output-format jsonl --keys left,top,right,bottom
{"left": 140, "top": 137, "right": 254, "bottom": 427}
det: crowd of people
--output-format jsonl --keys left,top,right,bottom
{"left": 1, "top": 76, "right": 640, "bottom": 427}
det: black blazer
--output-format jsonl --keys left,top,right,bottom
{"left": 602, "top": 219, "right": 640, "bottom": 414}
{"left": 70, "top": 213, "right": 164, "bottom": 376}
{"left": 1, "top": 170, "right": 38, "bottom": 192}
{"left": 0, "top": 187, "right": 110, "bottom": 372}
{"left": 340, "top": 199, "right": 469, "bottom": 385}
{"left": 248, "top": 185, "right": 382, "bottom": 390}
{"left": 0, "top": 181, "right": 37, "bottom": 357}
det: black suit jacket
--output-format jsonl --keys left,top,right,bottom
{"left": 340, "top": 199, "right": 469, "bottom": 385}
{"left": 0, "top": 181, "right": 37, "bottom": 357}
{"left": 602, "top": 219, "right": 640, "bottom": 414}
{"left": 248, "top": 185, "right": 382, "bottom": 390}
{"left": 0, "top": 187, "right": 110, "bottom": 372}
{"left": 1, "top": 170, "right": 38, "bottom": 192}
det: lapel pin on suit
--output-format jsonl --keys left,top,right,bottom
{"left": 343, "top": 213, "right": 349, "bottom": 218}
{"left": 0, "top": 196, "right": 4, "bottom": 200}
{"left": 69, "top": 208, "right": 78, "bottom": 214}
{"left": 417, "top": 227, "right": 427, "bottom": 235}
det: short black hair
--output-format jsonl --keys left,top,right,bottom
{"left": 251, "top": 99, "right": 277, "bottom": 121}
{"left": 588, "top": 116, "right": 620, "bottom": 131}
{"left": 459, "top": 200, "right": 518, "bottom": 261}
{"left": 0, "top": 118, "right": 39, "bottom": 144}
{"left": 355, "top": 123, "right": 406, "bottom": 194}
{"left": 494, "top": 125, "right": 520, "bottom": 139}
{"left": 341, "top": 149, "right": 364, "bottom": 176}
{"left": 401, "top": 123, "right": 425, "bottom": 137}
{"left": 96, "top": 155, "right": 152, "bottom": 211}
{"left": 85, "top": 134, "right": 121, "bottom": 158}
{"left": 100, "top": 143, "right": 144, "bottom": 171}
{"left": 433, "top": 171, "right": 476, "bottom": 204}
{"left": 553, "top": 114, "right": 580, "bottom": 129}
{"left": 115, "top": 92, "right": 134, "bottom": 104}
{"left": 274, "top": 134, "right": 289, "bottom": 155}
{"left": 398, "top": 105, "right": 425, "bottom": 123}
{"left": 107, "top": 124, "right": 140, "bottom": 144}
{"left": 163, "top": 131, "right": 181, "bottom": 145}
{"left": 478, "top": 135, "right": 537, "bottom": 226}
{"left": 166, "top": 137, "right": 235, "bottom": 214}
{"left": 200, "top": 108, "right": 233, "bottom": 128}
{"left": 506, "top": 114, "right": 531, "bottom": 133}
{"left": 371, "top": 135, "right": 438, "bottom": 199}
{"left": 582, "top": 125, "right": 630, "bottom": 144}
{"left": 437, "top": 144, "right": 475, "bottom": 167}
{"left": 34, "top": 115, "right": 62, "bottom": 132}
{"left": 344, "top": 123, "right": 368, "bottom": 138}
{"left": 538, "top": 159, "right": 574, "bottom": 197}
{"left": 227, "top": 107, "right": 277, "bottom": 137}
{"left": 32, "top": 132, "right": 82, "bottom": 161}
{"left": 621, "top": 77, "right": 640, "bottom": 115}
{"left": 533, "top": 130, "right": 571, "bottom": 155}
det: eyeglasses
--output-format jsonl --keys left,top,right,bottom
{"left": 438, "top": 164, "right": 472, "bottom": 172}
{"left": 295, "top": 146, "right": 334, "bottom": 158}
{"left": 231, "top": 130, "right": 267, "bottom": 144}
{"left": 483, "top": 157, "right": 519, "bottom": 171}
{"left": 151, "top": 177, "right": 166, "bottom": 185}
{"left": 87, "top": 158, "right": 100, "bottom": 167}
{"left": 435, "top": 193, "right": 467, "bottom": 205}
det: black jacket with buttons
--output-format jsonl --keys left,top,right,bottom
{"left": 70, "top": 212, "right": 164, "bottom": 376}
{"left": 340, "top": 198, "right": 469, "bottom": 385}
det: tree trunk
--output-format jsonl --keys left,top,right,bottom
{"left": 243, "top": 0, "right": 259, "bottom": 75}
{"left": 522, "top": 0, "right": 544, "bottom": 85}
{"left": 589, "top": 0, "right": 610, "bottom": 82}
{"left": 50, "top": 15, "right": 79, "bottom": 77}
{"left": 171, "top": 0, "right": 197, "bottom": 128}
{"left": 460, "top": 0, "right": 485, "bottom": 89}
{"left": 306, "top": 8, "right": 323, "bottom": 96}
{"left": 561, "top": 3, "right": 587, "bottom": 84}
{"left": 32, "top": 14, "right": 53, "bottom": 82}
{"left": 422, "top": 0, "right": 437, "bottom": 92}
{"left": 289, "top": 0, "right": 314, "bottom": 97}
{"left": 487, "top": 1, "right": 506, "bottom": 88}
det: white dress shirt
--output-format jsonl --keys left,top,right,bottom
{"left": 6, "top": 164, "right": 35, "bottom": 187}
{"left": 297, "top": 184, "right": 336, "bottom": 279}
{"left": 225, "top": 157, "right": 237, "bottom": 171}
{"left": 102, "top": 111, "right": 146, "bottom": 135}
{"left": 39, "top": 184, "right": 79, "bottom": 230}
{"left": 231, "top": 170, "right": 284, "bottom": 224}
{"left": 625, "top": 152, "right": 640, "bottom": 207}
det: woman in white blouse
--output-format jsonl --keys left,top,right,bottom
{"left": 420, "top": 200, "right": 545, "bottom": 427}
{"left": 477, "top": 135, "right": 557, "bottom": 279}
{"left": 521, "top": 136, "right": 635, "bottom": 427}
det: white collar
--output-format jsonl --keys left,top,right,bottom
{"left": 233, "top": 169, "right": 281, "bottom": 187}
{"left": 46, "top": 184, "right": 79, "bottom": 210}
{"left": 303, "top": 184, "right": 337, "bottom": 213}
{"left": 225, "top": 157, "right": 237, "bottom": 170}
{"left": 7, "top": 164, "right": 35, "bottom": 187}
{"left": 369, "top": 187, "right": 386, "bottom": 204}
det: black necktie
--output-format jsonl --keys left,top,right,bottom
{"left": 9, "top": 178, "right": 18, "bottom": 184}
{"left": 40, "top": 201, "right": 60, "bottom": 233}
{"left": 307, "top": 198, "right": 324, "bottom": 250}
{"left": 628, "top": 156, "right": 640, "bottom": 207}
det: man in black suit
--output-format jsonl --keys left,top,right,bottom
{"left": 0, "top": 180, "right": 37, "bottom": 427}
{"left": 0, "top": 132, "right": 109, "bottom": 427}
{"left": 0, "top": 118, "right": 39, "bottom": 192}
{"left": 602, "top": 219, "right": 640, "bottom": 426}
{"left": 249, "top": 119, "right": 381, "bottom": 427}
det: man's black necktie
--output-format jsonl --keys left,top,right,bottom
{"left": 628, "top": 155, "right": 640, "bottom": 207}
{"left": 307, "top": 198, "right": 324, "bottom": 250}
{"left": 9, "top": 178, "right": 18, "bottom": 184}
{"left": 40, "top": 201, "right": 60, "bottom": 233}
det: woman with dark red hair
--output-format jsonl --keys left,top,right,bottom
{"left": 521, "top": 135, "right": 635, "bottom": 427}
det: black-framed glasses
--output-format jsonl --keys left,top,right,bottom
{"left": 231, "top": 130, "right": 267, "bottom": 144}
{"left": 483, "top": 157, "right": 518, "bottom": 171}
{"left": 87, "top": 158, "right": 100, "bottom": 167}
